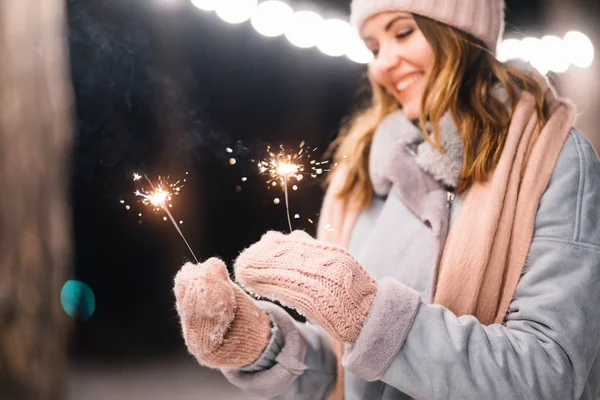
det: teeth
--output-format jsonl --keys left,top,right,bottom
{"left": 396, "top": 75, "right": 419, "bottom": 92}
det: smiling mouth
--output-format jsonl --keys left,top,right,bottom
{"left": 395, "top": 73, "right": 422, "bottom": 93}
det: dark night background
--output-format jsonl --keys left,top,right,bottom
{"left": 64, "top": 0, "right": 598, "bottom": 397}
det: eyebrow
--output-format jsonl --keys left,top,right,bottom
{"left": 385, "top": 15, "right": 412, "bottom": 31}
{"left": 362, "top": 15, "right": 412, "bottom": 41}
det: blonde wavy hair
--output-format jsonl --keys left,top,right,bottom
{"left": 326, "top": 15, "right": 550, "bottom": 209}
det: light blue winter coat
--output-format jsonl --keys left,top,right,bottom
{"left": 222, "top": 107, "right": 600, "bottom": 399}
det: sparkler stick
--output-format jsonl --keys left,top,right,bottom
{"left": 135, "top": 174, "right": 199, "bottom": 263}
{"left": 282, "top": 173, "right": 292, "bottom": 232}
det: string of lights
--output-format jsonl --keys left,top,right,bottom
{"left": 190, "top": 0, "right": 595, "bottom": 74}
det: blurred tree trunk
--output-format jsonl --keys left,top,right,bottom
{"left": 0, "top": 0, "right": 74, "bottom": 399}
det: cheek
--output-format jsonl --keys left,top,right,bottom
{"left": 368, "top": 65, "right": 388, "bottom": 88}
{"left": 413, "top": 40, "right": 435, "bottom": 71}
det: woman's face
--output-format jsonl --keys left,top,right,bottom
{"left": 361, "top": 12, "right": 435, "bottom": 120}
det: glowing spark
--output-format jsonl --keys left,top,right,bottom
{"left": 257, "top": 143, "right": 330, "bottom": 232}
{"left": 144, "top": 187, "right": 169, "bottom": 207}
{"left": 277, "top": 162, "right": 299, "bottom": 176}
{"left": 133, "top": 172, "right": 142, "bottom": 181}
{"left": 129, "top": 174, "right": 198, "bottom": 263}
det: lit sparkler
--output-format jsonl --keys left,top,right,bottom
{"left": 126, "top": 172, "right": 198, "bottom": 263}
{"left": 257, "top": 142, "right": 329, "bottom": 232}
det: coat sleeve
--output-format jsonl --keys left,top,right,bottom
{"left": 222, "top": 301, "right": 338, "bottom": 399}
{"left": 342, "top": 129, "right": 600, "bottom": 399}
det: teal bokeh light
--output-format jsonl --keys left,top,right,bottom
{"left": 61, "top": 280, "right": 96, "bottom": 321}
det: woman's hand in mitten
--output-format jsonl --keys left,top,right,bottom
{"left": 234, "top": 230, "right": 377, "bottom": 344}
{"left": 173, "top": 258, "right": 272, "bottom": 369}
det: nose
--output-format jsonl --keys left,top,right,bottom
{"left": 372, "top": 42, "right": 400, "bottom": 73}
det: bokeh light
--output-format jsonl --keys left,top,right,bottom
{"left": 317, "top": 19, "right": 354, "bottom": 57}
{"left": 191, "top": 0, "right": 595, "bottom": 69}
{"left": 190, "top": 0, "right": 219, "bottom": 11}
{"left": 61, "top": 280, "right": 96, "bottom": 321}
{"left": 564, "top": 31, "right": 595, "bottom": 68}
{"left": 542, "top": 35, "right": 570, "bottom": 73}
{"left": 215, "top": 0, "right": 258, "bottom": 24}
{"left": 284, "top": 11, "right": 323, "bottom": 49}
{"left": 346, "top": 31, "right": 373, "bottom": 64}
{"left": 497, "top": 38, "right": 522, "bottom": 62}
{"left": 520, "top": 37, "right": 549, "bottom": 75}
{"left": 251, "top": 1, "right": 294, "bottom": 37}
{"left": 498, "top": 33, "right": 595, "bottom": 74}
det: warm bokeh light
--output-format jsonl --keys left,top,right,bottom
{"left": 316, "top": 19, "right": 354, "bottom": 57}
{"left": 191, "top": 0, "right": 595, "bottom": 70}
{"left": 564, "top": 31, "right": 595, "bottom": 68}
{"left": 497, "top": 38, "right": 522, "bottom": 62}
{"left": 251, "top": 1, "right": 294, "bottom": 37}
{"left": 519, "top": 37, "right": 548, "bottom": 74}
{"left": 542, "top": 35, "right": 570, "bottom": 73}
{"left": 498, "top": 32, "right": 594, "bottom": 74}
{"left": 284, "top": 11, "right": 323, "bottom": 49}
{"left": 190, "top": 0, "right": 219, "bottom": 11}
{"left": 346, "top": 31, "right": 373, "bottom": 64}
{"left": 215, "top": 0, "right": 258, "bottom": 24}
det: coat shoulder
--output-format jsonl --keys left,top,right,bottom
{"left": 535, "top": 128, "right": 600, "bottom": 247}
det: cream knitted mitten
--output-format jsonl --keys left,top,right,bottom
{"left": 235, "top": 230, "right": 377, "bottom": 343}
{"left": 174, "top": 258, "right": 271, "bottom": 369}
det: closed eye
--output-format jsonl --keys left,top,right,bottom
{"left": 396, "top": 29, "right": 414, "bottom": 40}
{"left": 367, "top": 28, "right": 414, "bottom": 58}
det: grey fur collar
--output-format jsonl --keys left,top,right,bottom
{"left": 369, "top": 109, "right": 464, "bottom": 195}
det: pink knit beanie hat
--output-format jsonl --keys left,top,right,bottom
{"left": 350, "top": 0, "right": 505, "bottom": 53}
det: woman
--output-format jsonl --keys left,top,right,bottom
{"left": 173, "top": 0, "right": 600, "bottom": 398}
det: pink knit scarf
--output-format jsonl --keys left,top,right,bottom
{"left": 434, "top": 90, "right": 574, "bottom": 324}
{"left": 317, "top": 87, "right": 575, "bottom": 400}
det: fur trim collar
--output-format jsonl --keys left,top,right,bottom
{"left": 369, "top": 110, "right": 463, "bottom": 195}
